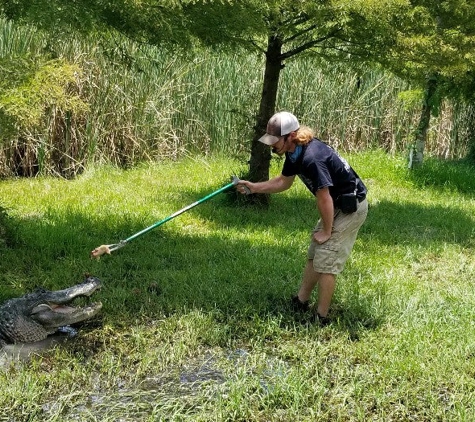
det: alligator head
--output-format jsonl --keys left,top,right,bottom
{"left": 0, "top": 276, "right": 102, "bottom": 346}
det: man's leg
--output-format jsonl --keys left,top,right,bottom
{"left": 316, "top": 273, "right": 336, "bottom": 317}
{"left": 297, "top": 260, "right": 336, "bottom": 318}
{"left": 297, "top": 259, "right": 319, "bottom": 302}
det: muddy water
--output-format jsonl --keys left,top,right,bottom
{"left": 40, "top": 348, "right": 289, "bottom": 421}
{"left": 0, "top": 326, "right": 78, "bottom": 366}
{"left": 2, "top": 337, "right": 288, "bottom": 420}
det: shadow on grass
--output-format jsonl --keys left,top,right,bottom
{"left": 189, "top": 184, "right": 475, "bottom": 248}
{"left": 360, "top": 199, "right": 475, "bottom": 247}
{"left": 408, "top": 157, "right": 475, "bottom": 197}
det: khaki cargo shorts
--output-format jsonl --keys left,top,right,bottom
{"left": 308, "top": 199, "right": 368, "bottom": 274}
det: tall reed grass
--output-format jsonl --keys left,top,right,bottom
{"left": 0, "top": 19, "right": 471, "bottom": 177}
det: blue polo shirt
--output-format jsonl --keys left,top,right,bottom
{"left": 281, "top": 138, "right": 367, "bottom": 203}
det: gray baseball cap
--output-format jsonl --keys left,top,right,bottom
{"left": 258, "top": 111, "right": 300, "bottom": 146}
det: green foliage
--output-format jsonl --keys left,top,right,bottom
{"left": 387, "top": 1, "right": 475, "bottom": 94}
{"left": 0, "top": 17, "right": 472, "bottom": 177}
{"left": 4, "top": 1, "right": 474, "bottom": 179}
{"left": 0, "top": 58, "right": 88, "bottom": 137}
{"left": 182, "top": 1, "right": 264, "bottom": 50}
{"left": 1, "top": 1, "right": 475, "bottom": 174}
{"left": 397, "top": 89, "right": 423, "bottom": 111}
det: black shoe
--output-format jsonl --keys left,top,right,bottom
{"left": 291, "top": 295, "right": 310, "bottom": 312}
{"left": 314, "top": 313, "right": 331, "bottom": 326}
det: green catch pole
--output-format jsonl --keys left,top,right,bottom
{"left": 91, "top": 176, "right": 247, "bottom": 257}
{"left": 124, "top": 180, "right": 235, "bottom": 243}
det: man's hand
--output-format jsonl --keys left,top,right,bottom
{"left": 313, "top": 230, "right": 331, "bottom": 245}
{"left": 236, "top": 181, "right": 253, "bottom": 195}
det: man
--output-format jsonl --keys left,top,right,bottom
{"left": 236, "top": 111, "right": 368, "bottom": 324}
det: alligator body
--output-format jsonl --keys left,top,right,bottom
{"left": 0, "top": 276, "right": 102, "bottom": 346}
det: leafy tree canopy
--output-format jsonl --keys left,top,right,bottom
{"left": 385, "top": 1, "right": 475, "bottom": 97}
{"left": 3, "top": 0, "right": 473, "bottom": 91}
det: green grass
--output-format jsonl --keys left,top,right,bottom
{"left": 1, "top": 151, "right": 475, "bottom": 420}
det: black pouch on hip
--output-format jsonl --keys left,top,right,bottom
{"left": 337, "top": 192, "right": 358, "bottom": 214}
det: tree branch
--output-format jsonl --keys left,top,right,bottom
{"left": 281, "top": 27, "right": 342, "bottom": 60}
{"left": 283, "top": 23, "right": 320, "bottom": 44}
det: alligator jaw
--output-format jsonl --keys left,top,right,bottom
{"left": 29, "top": 276, "right": 103, "bottom": 328}
{"left": 47, "top": 276, "right": 102, "bottom": 305}
{"left": 31, "top": 302, "right": 103, "bottom": 328}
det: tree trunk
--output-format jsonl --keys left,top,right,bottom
{"left": 247, "top": 35, "right": 283, "bottom": 204}
{"left": 467, "top": 103, "right": 475, "bottom": 163}
{"left": 408, "top": 76, "right": 438, "bottom": 169}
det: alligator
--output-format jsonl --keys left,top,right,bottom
{"left": 0, "top": 276, "right": 102, "bottom": 347}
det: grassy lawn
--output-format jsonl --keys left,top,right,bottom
{"left": 1, "top": 150, "right": 475, "bottom": 421}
